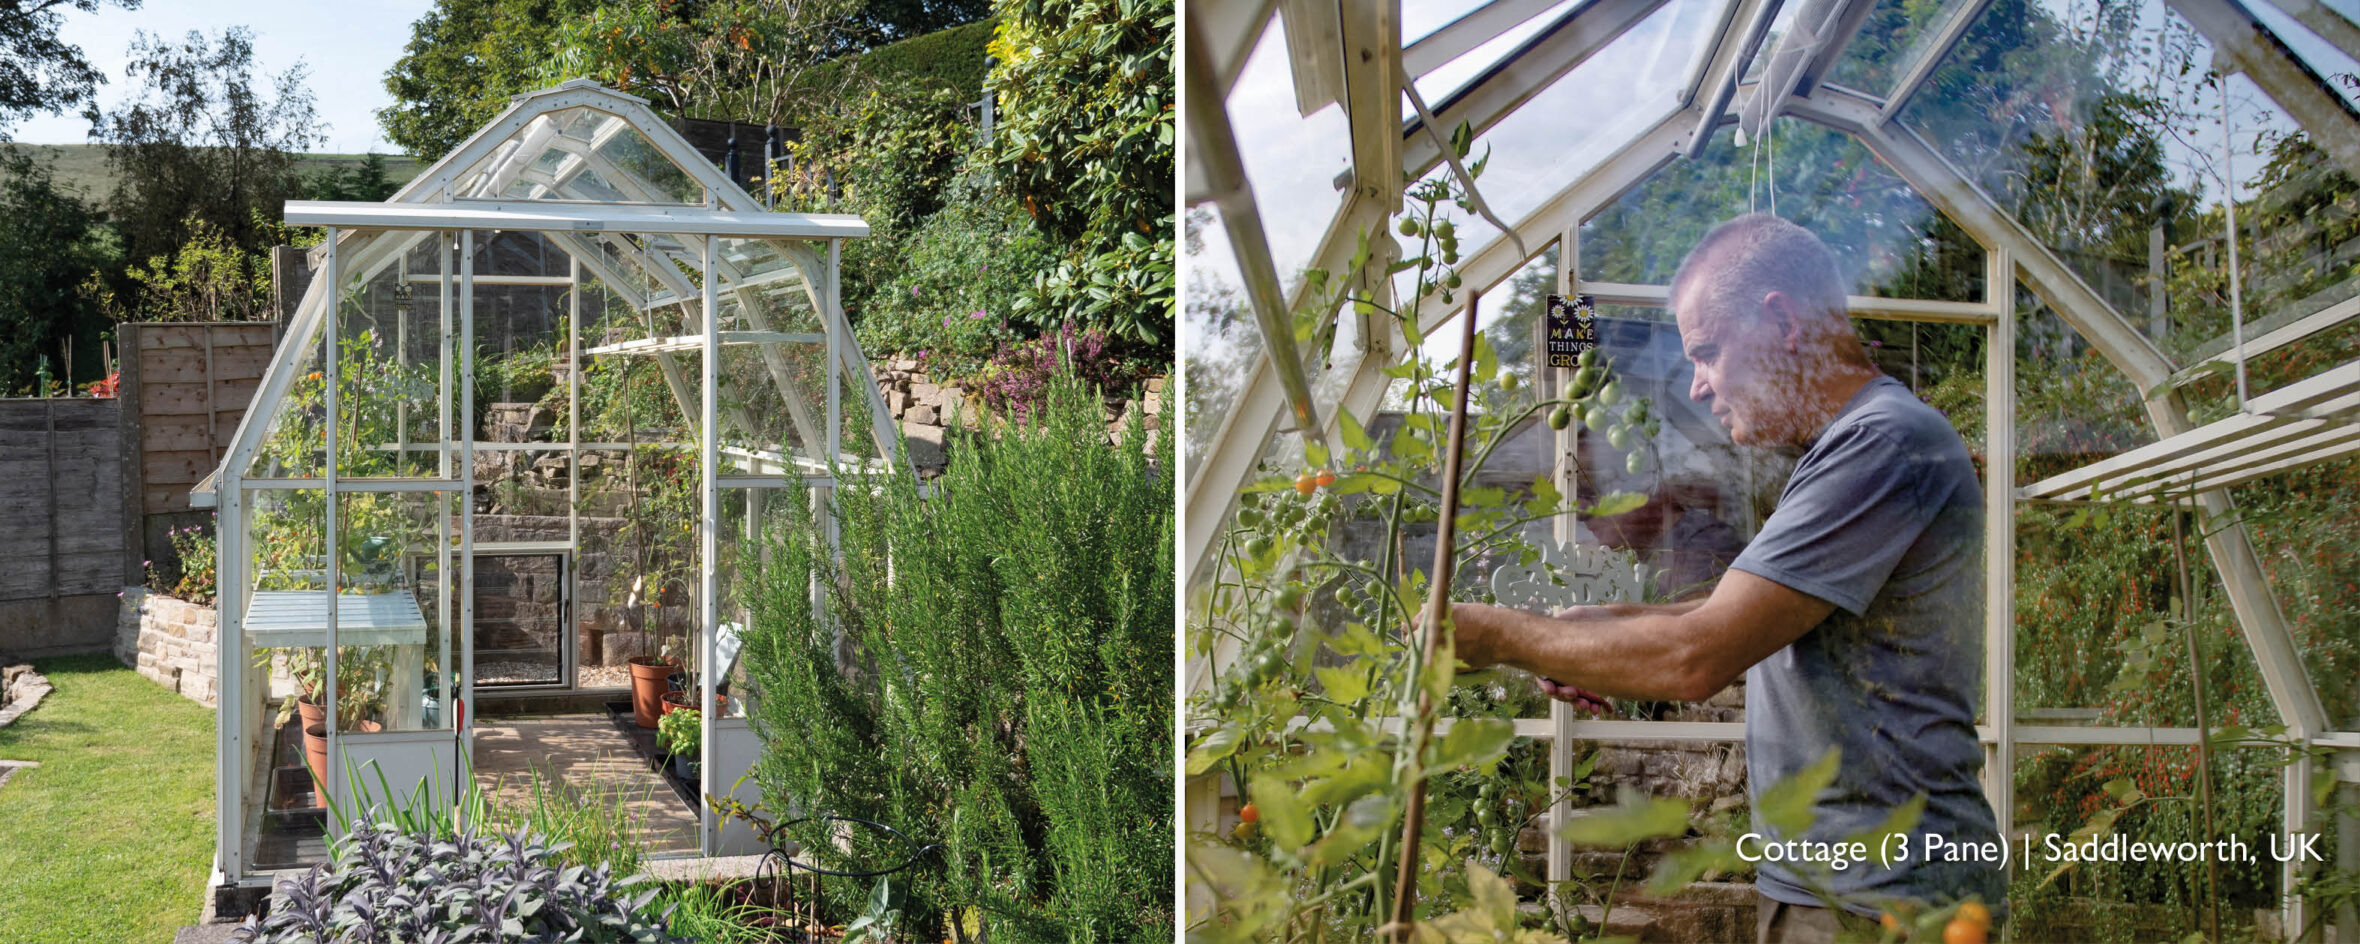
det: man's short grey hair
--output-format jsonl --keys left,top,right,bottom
{"left": 1669, "top": 214, "right": 1854, "bottom": 350}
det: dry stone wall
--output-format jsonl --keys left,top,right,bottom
{"left": 868, "top": 359, "right": 1166, "bottom": 475}
{"left": 114, "top": 587, "right": 219, "bottom": 707}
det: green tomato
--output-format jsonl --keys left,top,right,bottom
{"left": 1547, "top": 405, "right": 1573, "bottom": 430}
{"left": 1642, "top": 415, "right": 1661, "bottom": 438}
{"left": 1274, "top": 584, "right": 1304, "bottom": 610}
{"left": 1628, "top": 397, "right": 1650, "bottom": 424}
{"left": 1569, "top": 367, "right": 1601, "bottom": 399}
{"left": 1499, "top": 372, "right": 1518, "bottom": 392}
{"left": 1578, "top": 348, "right": 1599, "bottom": 369}
{"left": 1245, "top": 536, "right": 1274, "bottom": 557}
{"left": 1434, "top": 219, "right": 1455, "bottom": 239}
{"left": 1237, "top": 507, "right": 1264, "bottom": 528}
{"left": 1334, "top": 585, "right": 1358, "bottom": 607}
{"left": 1583, "top": 406, "right": 1609, "bottom": 432}
{"left": 1445, "top": 271, "right": 1462, "bottom": 289}
{"left": 1626, "top": 450, "right": 1647, "bottom": 475}
{"left": 1398, "top": 217, "right": 1420, "bottom": 236}
{"left": 1240, "top": 492, "right": 1262, "bottom": 509}
{"left": 1597, "top": 380, "right": 1623, "bottom": 405}
{"left": 1607, "top": 425, "right": 1633, "bottom": 450}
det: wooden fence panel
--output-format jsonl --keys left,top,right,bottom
{"left": 0, "top": 398, "right": 133, "bottom": 602}
{"left": 121, "top": 321, "right": 278, "bottom": 517}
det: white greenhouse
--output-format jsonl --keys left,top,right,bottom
{"left": 198, "top": 79, "right": 897, "bottom": 892}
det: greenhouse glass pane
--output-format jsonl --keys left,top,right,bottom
{"left": 2160, "top": 70, "right": 2360, "bottom": 419}
{"left": 465, "top": 107, "right": 704, "bottom": 204}
{"left": 1225, "top": 11, "right": 1352, "bottom": 284}
{"left": 1579, "top": 117, "right": 1985, "bottom": 303}
{"left": 2226, "top": 460, "right": 2360, "bottom": 732}
{"left": 335, "top": 241, "right": 447, "bottom": 479}
{"left": 1393, "top": 0, "right": 1701, "bottom": 288}
{"left": 246, "top": 318, "right": 328, "bottom": 479}
{"left": 2007, "top": 743, "right": 2282, "bottom": 937}
{"left": 1822, "top": 0, "right": 1983, "bottom": 100}
{"left": 1409, "top": 0, "right": 1585, "bottom": 103}
{"left": 332, "top": 490, "right": 459, "bottom": 732}
{"left": 1898, "top": 0, "right": 2329, "bottom": 358}
{"left": 1182, "top": 207, "right": 1265, "bottom": 481}
{"left": 2244, "top": 0, "right": 2360, "bottom": 115}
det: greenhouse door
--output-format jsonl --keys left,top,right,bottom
{"left": 470, "top": 552, "right": 571, "bottom": 688}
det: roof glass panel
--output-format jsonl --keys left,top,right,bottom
{"left": 1410, "top": 0, "right": 1586, "bottom": 103}
{"left": 2244, "top": 0, "right": 2360, "bottom": 115}
{"left": 1901, "top": 0, "right": 2265, "bottom": 350}
{"left": 454, "top": 106, "right": 704, "bottom": 205}
{"left": 1579, "top": 115, "right": 1986, "bottom": 303}
{"left": 1390, "top": 0, "right": 1701, "bottom": 300}
{"left": 1225, "top": 11, "right": 1353, "bottom": 286}
{"left": 1822, "top": 0, "right": 1984, "bottom": 100}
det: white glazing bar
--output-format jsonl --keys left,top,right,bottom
{"left": 458, "top": 230, "right": 478, "bottom": 830}
{"left": 1548, "top": 228, "right": 1579, "bottom": 885}
{"left": 1985, "top": 247, "right": 2015, "bottom": 839}
{"left": 441, "top": 234, "right": 454, "bottom": 481}
{"left": 397, "top": 253, "right": 410, "bottom": 473}
{"left": 699, "top": 233, "right": 720, "bottom": 855}
{"left": 827, "top": 240, "right": 842, "bottom": 461}
{"left": 323, "top": 227, "right": 343, "bottom": 813}
{"left": 216, "top": 475, "right": 245, "bottom": 878}
{"left": 569, "top": 256, "right": 582, "bottom": 553}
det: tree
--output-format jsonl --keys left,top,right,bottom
{"left": 0, "top": 147, "right": 113, "bottom": 392}
{"left": 378, "top": 0, "right": 603, "bottom": 160}
{"left": 90, "top": 26, "right": 321, "bottom": 318}
{"left": 305, "top": 152, "right": 399, "bottom": 202}
{"left": 986, "top": 0, "right": 1175, "bottom": 347}
{"left": 0, "top": 0, "right": 139, "bottom": 139}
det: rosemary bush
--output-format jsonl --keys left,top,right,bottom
{"left": 740, "top": 368, "right": 1174, "bottom": 941}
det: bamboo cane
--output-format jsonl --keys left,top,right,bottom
{"left": 1388, "top": 287, "right": 1481, "bottom": 940}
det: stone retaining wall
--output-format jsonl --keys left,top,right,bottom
{"left": 114, "top": 587, "right": 219, "bottom": 706}
{"left": 869, "top": 360, "right": 1166, "bottom": 474}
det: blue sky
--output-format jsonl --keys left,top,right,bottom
{"left": 13, "top": 0, "right": 430, "bottom": 154}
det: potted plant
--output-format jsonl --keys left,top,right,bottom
{"left": 273, "top": 647, "right": 390, "bottom": 789}
{"left": 659, "top": 688, "right": 728, "bottom": 717}
{"left": 657, "top": 706, "right": 700, "bottom": 781}
{"left": 627, "top": 601, "right": 683, "bottom": 728}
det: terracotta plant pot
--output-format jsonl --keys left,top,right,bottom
{"left": 629, "top": 657, "right": 678, "bottom": 728}
{"left": 295, "top": 696, "right": 325, "bottom": 731}
{"left": 659, "top": 690, "right": 728, "bottom": 717}
{"left": 302, "top": 720, "right": 384, "bottom": 796}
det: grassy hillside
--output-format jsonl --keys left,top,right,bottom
{"left": 4, "top": 143, "right": 421, "bottom": 199}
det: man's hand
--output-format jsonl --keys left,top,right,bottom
{"left": 1536, "top": 676, "right": 1612, "bottom": 714}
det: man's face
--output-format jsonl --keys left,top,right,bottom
{"left": 1674, "top": 280, "right": 1805, "bottom": 447}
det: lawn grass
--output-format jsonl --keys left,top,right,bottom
{"left": 0, "top": 653, "right": 217, "bottom": 943}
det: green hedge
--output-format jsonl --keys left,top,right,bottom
{"left": 799, "top": 18, "right": 998, "bottom": 99}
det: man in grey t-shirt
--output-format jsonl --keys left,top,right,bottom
{"left": 1446, "top": 215, "right": 2003, "bottom": 941}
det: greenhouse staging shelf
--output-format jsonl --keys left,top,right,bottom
{"left": 2020, "top": 358, "right": 2360, "bottom": 504}
{"left": 584, "top": 331, "right": 825, "bottom": 357}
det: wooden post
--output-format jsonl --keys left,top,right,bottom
{"left": 117, "top": 322, "right": 147, "bottom": 585}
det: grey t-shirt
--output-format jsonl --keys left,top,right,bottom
{"left": 1730, "top": 375, "right": 2004, "bottom": 915}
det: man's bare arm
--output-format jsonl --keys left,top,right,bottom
{"left": 1451, "top": 571, "right": 1832, "bottom": 701}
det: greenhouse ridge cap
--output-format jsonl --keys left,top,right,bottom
{"left": 283, "top": 200, "right": 871, "bottom": 240}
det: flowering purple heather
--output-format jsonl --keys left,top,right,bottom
{"left": 971, "top": 309, "right": 989, "bottom": 319}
